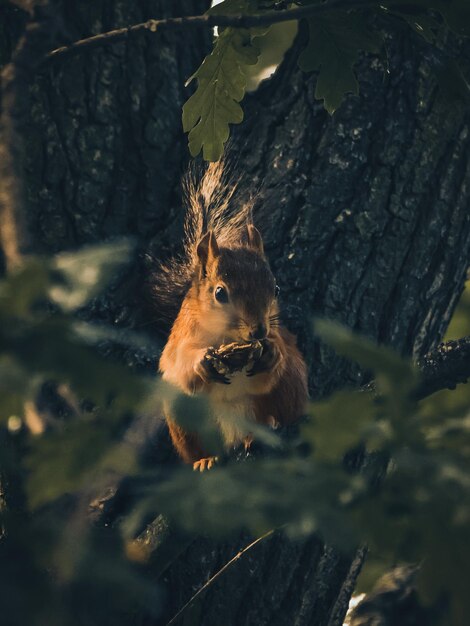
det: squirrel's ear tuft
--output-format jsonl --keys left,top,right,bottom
{"left": 246, "top": 224, "right": 264, "bottom": 255}
{"left": 196, "top": 230, "right": 220, "bottom": 275}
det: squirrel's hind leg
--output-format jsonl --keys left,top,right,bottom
{"left": 166, "top": 416, "right": 208, "bottom": 465}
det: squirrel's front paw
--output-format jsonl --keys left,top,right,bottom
{"left": 193, "top": 456, "right": 218, "bottom": 471}
{"left": 247, "top": 339, "right": 282, "bottom": 377}
{"left": 195, "top": 349, "right": 231, "bottom": 385}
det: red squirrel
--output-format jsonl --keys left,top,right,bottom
{"left": 155, "top": 163, "right": 308, "bottom": 470}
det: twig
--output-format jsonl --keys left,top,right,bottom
{"left": 45, "top": 0, "right": 381, "bottom": 63}
{"left": 414, "top": 336, "right": 470, "bottom": 400}
{"left": 361, "top": 335, "right": 470, "bottom": 400}
{"left": 165, "top": 528, "right": 276, "bottom": 626}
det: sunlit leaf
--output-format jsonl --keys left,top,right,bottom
{"left": 182, "top": 0, "right": 269, "bottom": 161}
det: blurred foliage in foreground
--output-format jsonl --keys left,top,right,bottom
{"left": 0, "top": 246, "right": 469, "bottom": 626}
{"left": 0, "top": 242, "right": 165, "bottom": 625}
{"left": 445, "top": 279, "right": 470, "bottom": 340}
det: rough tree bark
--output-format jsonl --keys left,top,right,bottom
{"left": 2, "top": 2, "right": 470, "bottom": 626}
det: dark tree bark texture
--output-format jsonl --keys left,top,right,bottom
{"left": 19, "top": 0, "right": 211, "bottom": 253}
{"left": 2, "top": 2, "right": 470, "bottom": 626}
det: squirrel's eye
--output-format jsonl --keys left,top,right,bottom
{"left": 275, "top": 284, "right": 280, "bottom": 298}
{"left": 214, "top": 286, "right": 229, "bottom": 304}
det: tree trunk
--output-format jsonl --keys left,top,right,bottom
{"left": 3, "top": 3, "right": 470, "bottom": 626}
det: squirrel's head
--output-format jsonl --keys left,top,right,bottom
{"left": 192, "top": 226, "right": 280, "bottom": 343}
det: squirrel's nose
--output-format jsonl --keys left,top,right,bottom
{"left": 250, "top": 324, "right": 267, "bottom": 341}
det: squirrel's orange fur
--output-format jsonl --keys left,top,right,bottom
{"left": 157, "top": 163, "right": 308, "bottom": 466}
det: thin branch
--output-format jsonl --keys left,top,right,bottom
{"left": 165, "top": 528, "right": 276, "bottom": 626}
{"left": 414, "top": 336, "right": 470, "bottom": 400}
{"left": 362, "top": 336, "right": 470, "bottom": 400}
{"left": 45, "top": 0, "right": 381, "bottom": 63}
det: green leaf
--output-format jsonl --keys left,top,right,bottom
{"left": 170, "top": 392, "right": 224, "bottom": 455}
{"left": 168, "top": 390, "right": 280, "bottom": 456}
{"left": 0, "top": 259, "right": 49, "bottom": 317}
{"left": 182, "top": 0, "right": 268, "bottom": 161}
{"left": 314, "top": 318, "right": 417, "bottom": 388}
{"left": 355, "top": 554, "right": 397, "bottom": 594}
{"left": 25, "top": 415, "right": 138, "bottom": 510}
{"left": 49, "top": 239, "right": 134, "bottom": 312}
{"left": 298, "top": 13, "right": 382, "bottom": 114}
{"left": 138, "top": 456, "right": 353, "bottom": 540}
{"left": 183, "top": 27, "right": 261, "bottom": 161}
{"left": 305, "top": 390, "right": 376, "bottom": 461}
{"left": 314, "top": 319, "right": 420, "bottom": 435}
{"left": 0, "top": 356, "right": 31, "bottom": 423}
{"left": 445, "top": 279, "right": 470, "bottom": 340}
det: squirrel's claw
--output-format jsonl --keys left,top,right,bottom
{"left": 247, "top": 339, "right": 281, "bottom": 377}
{"left": 197, "top": 352, "right": 231, "bottom": 385}
{"left": 206, "top": 361, "right": 231, "bottom": 385}
{"left": 193, "top": 456, "right": 218, "bottom": 471}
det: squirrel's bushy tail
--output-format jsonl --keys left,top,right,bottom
{"left": 183, "top": 160, "right": 254, "bottom": 264}
{"left": 150, "top": 161, "right": 254, "bottom": 329}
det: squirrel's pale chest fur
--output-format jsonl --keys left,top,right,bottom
{"left": 155, "top": 162, "right": 308, "bottom": 467}
{"left": 210, "top": 369, "right": 256, "bottom": 447}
